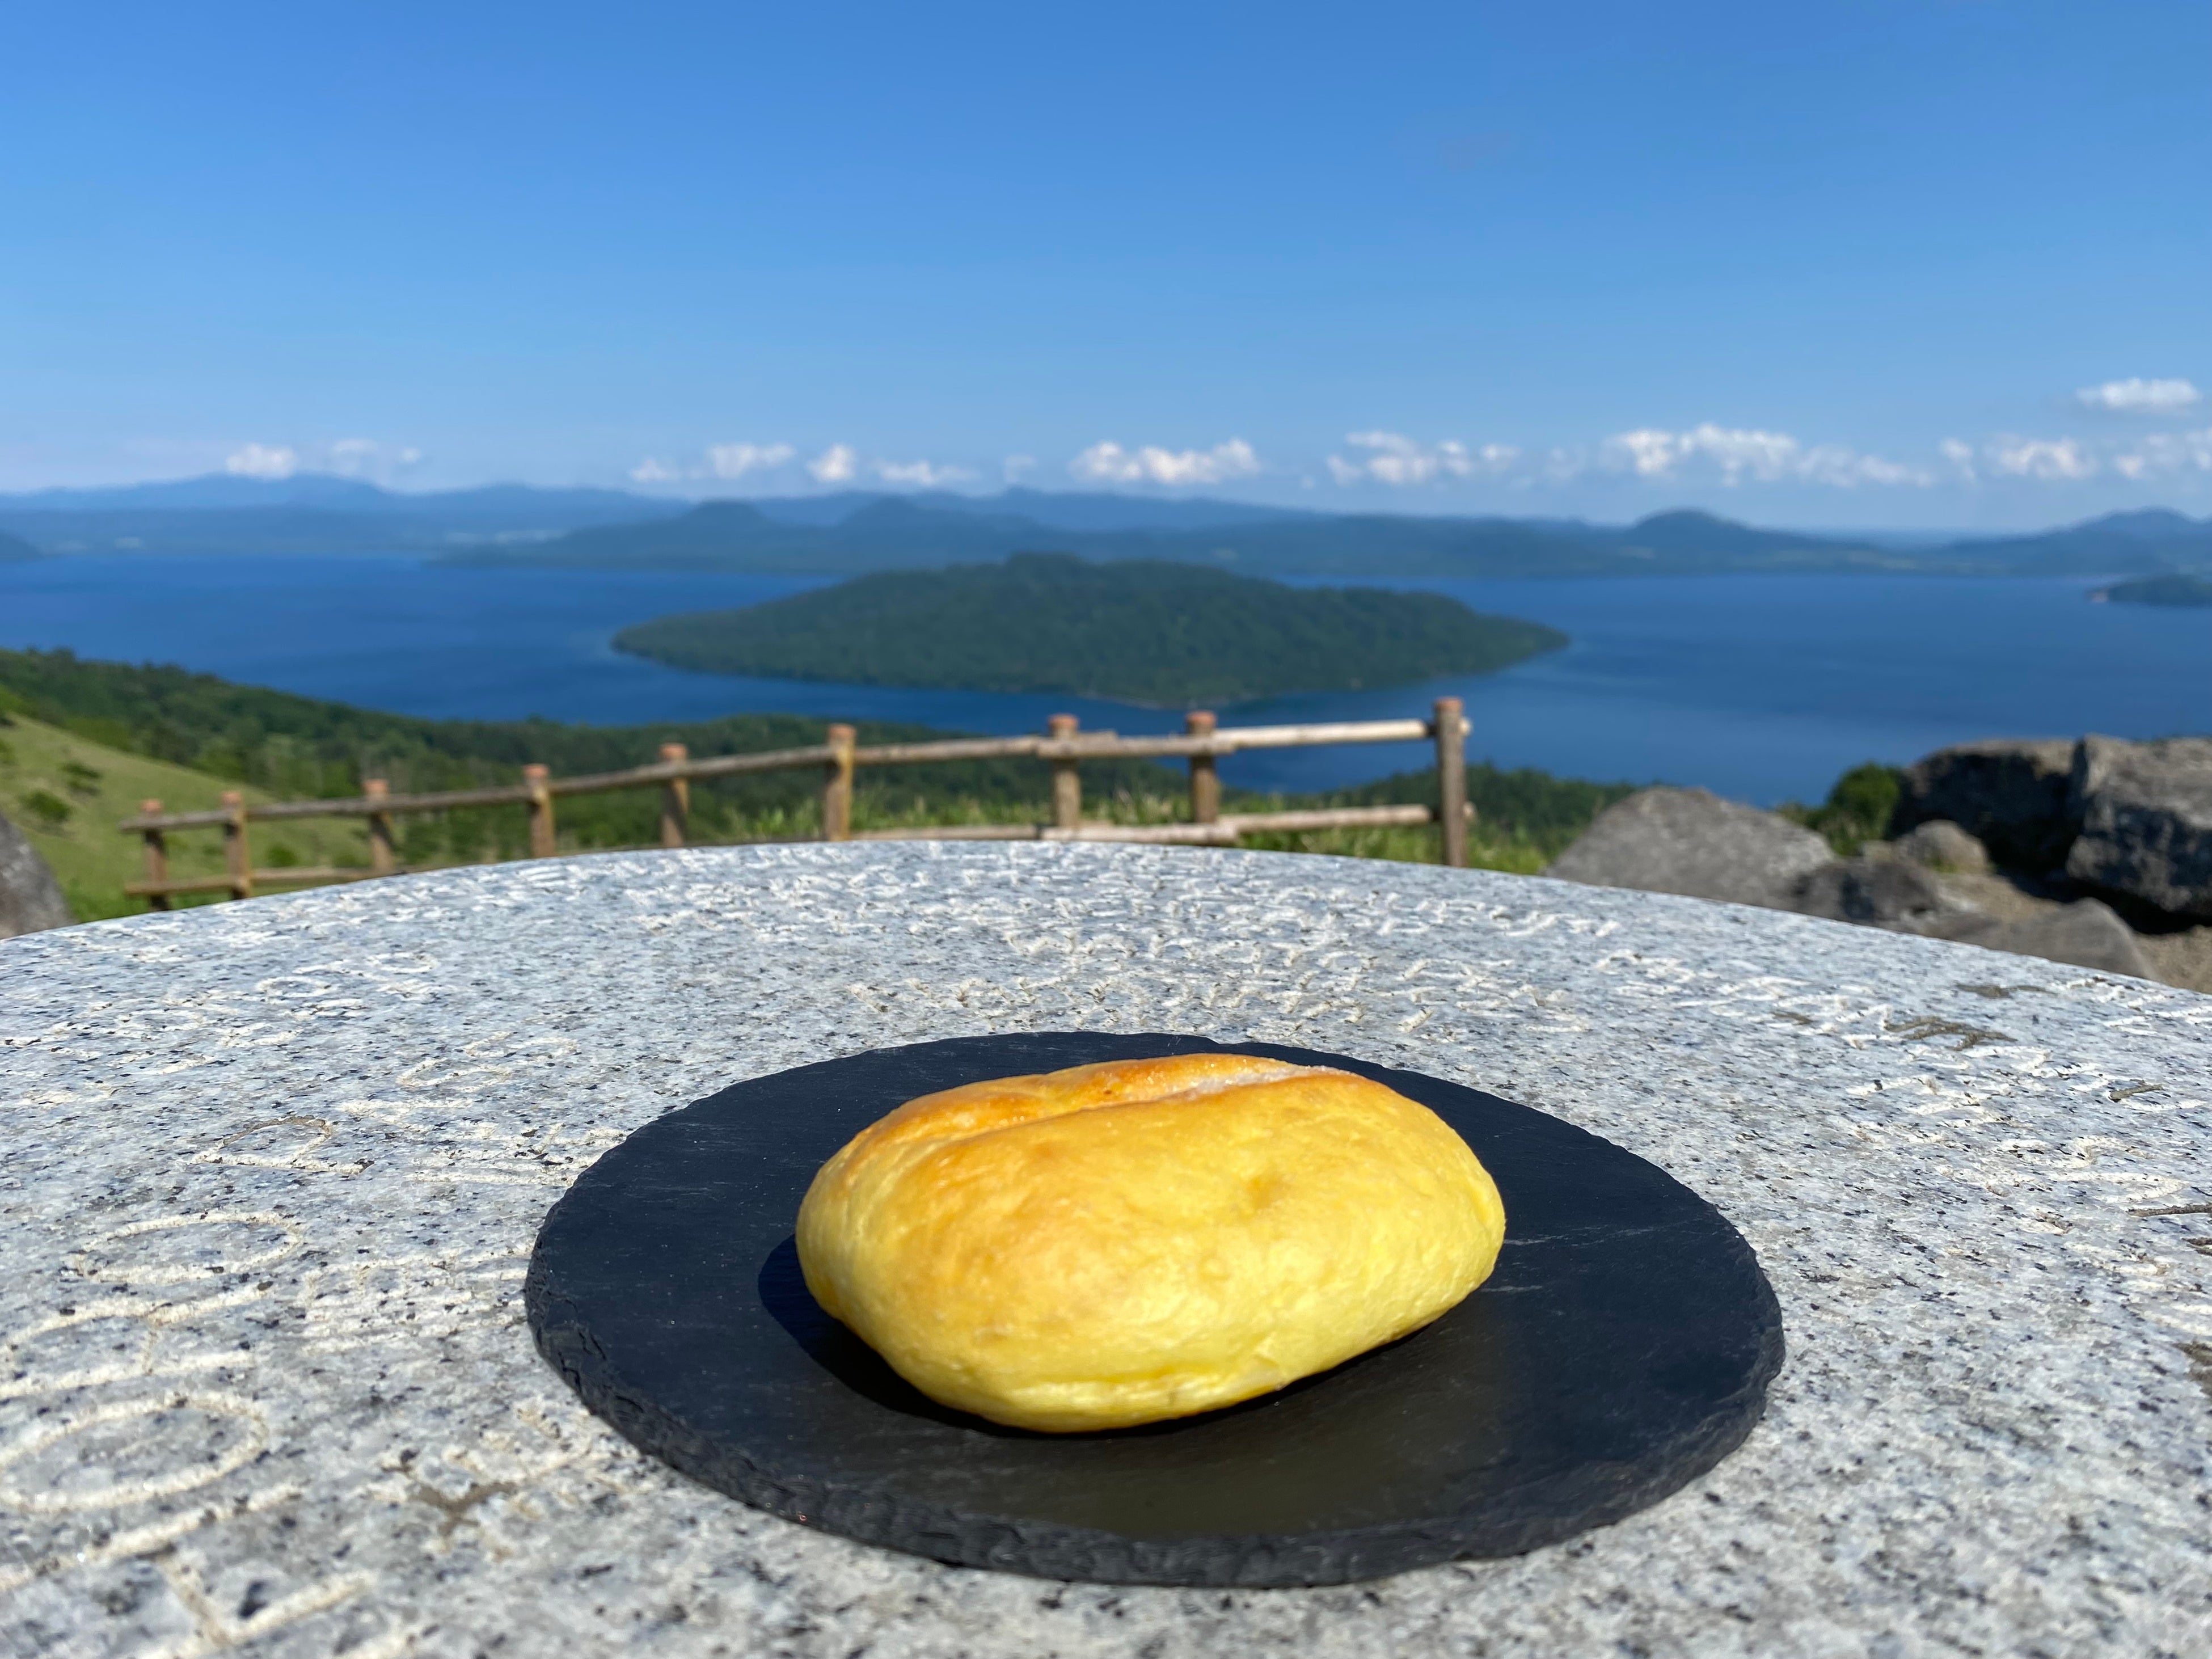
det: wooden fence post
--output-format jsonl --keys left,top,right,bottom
{"left": 1433, "top": 696, "right": 1468, "bottom": 869}
{"left": 364, "top": 778, "right": 396, "bottom": 875}
{"left": 822, "top": 725, "right": 856, "bottom": 842}
{"left": 524, "top": 764, "right": 556, "bottom": 858}
{"left": 1184, "top": 711, "right": 1219, "bottom": 825}
{"left": 221, "top": 791, "right": 255, "bottom": 900}
{"left": 659, "top": 744, "right": 690, "bottom": 848}
{"left": 140, "top": 799, "right": 171, "bottom": 911}
{"left": 1048, "top": 714, "right": 1082, "bottom": 830}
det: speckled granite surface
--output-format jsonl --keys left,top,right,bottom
{"left": 1, "top": 843, "right": 2207, "bottom": 1658}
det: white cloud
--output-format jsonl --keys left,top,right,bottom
{"left": 1605, "top": 429, "right": 1694, "bottom": 479}
{"left": 2076, "top": 377, "right": 2202, "bottom": 415}
{"left": 808, "top": 444, "right": 859, "bottom": 484}
{"left": 1537, "top": 447, "right": 1585, "bottom": 484}
{"left": 1597, "top": 424, "right": 1929, "bottom": 487}
{"left": 1002, "top": 454, "right": 1037, "bottom": 482}
{"left": 1605, "top": 425, "right": 1796, "bottom": 483}
{"left": 1326, "top": 431, "right": 1518, "bottom": 487}
{"left": 324, "top": 438, "right": 423, "bottom": 480}
{"left": 1069, "top": 438, "right": 1262, "bottom": 487}
{"left": 2113, "top": 427, "right": 2212, "bottom": 480}
{"left": 1797, "top": 444, "right": 1925, "bottom": 487}
{"left": 639, "top": 440, "right": 970, "bottom": 491}
{"left": 707, "top": 441, "right": 796, "bottom": 479}
{"left": 1936, "top": 429, "right": 2212, "bottom": 484}
{"left": 222, "top": 438, "right": 426, "bottom": 483}
{"left": 872, "top": 458, "right": 972, "bottom": 488}
{"left": 1987, "top": 436, "right": 2097, "bottom": 480}
{"left": 226, "top": 442, "right": 298, "bottom": 480}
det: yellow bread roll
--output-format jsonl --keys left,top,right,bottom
{"left": 795, "top": 1053, "right": 1505, "bottom": 1432}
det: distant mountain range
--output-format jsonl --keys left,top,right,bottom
{"left": 474, "top": 497, "right": 1816, "bottom": 577}
{"left": 1, "top": 472, "right": 2207, "bottom": 578}
{"left": 447, "top": 496, "right": 2212, "bottom": 580}
{"left": 0, "top": 476, "right": 683, "bottom": 554}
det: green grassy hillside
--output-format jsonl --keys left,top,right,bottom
{"left": 614, "top": 552, "right": 1567, "bottom": 705}
{"left": 0, "top": 715, "right": 372, "bottom": 921}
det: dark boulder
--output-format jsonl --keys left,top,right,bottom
{"left": 2065, "top": 736, "right": 2212, "bottom": 922}
{"left": 1544, "top": 787, "right": 1834, "bottom": 910}
{"left": 1939, "top": 899, "right": 2156, "bottom": 981}
{"left": 1788, "top": 856, "right": 1962, "bottom": 935}
{"left": 1890, "top": 738, "right": 2078, "bottom": 871}
{"left": 1, "top": 809, "right": 72, "bottom": 939}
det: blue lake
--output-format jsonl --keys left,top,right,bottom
{"left": 2, "top": 553, "right": 2206, "bottom": 804}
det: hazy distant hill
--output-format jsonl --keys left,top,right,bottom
{"left": 981, "top": 488, "right": 1315, "bottom": 533}
{"left": 1605, "top": 509, "right": 1877, "bottom": 563}
{"left": 0, "top": 473, "right": 686, "bottom": 554}
{"left": 0, "top": 529, "right": 41, "bottom": 562}
{"left": 507, "top": 497, "right": 1086, "bottom": 573}
{"left": 749, "top": 487, "right": 1311, "bottom": 533}
{"left": 1929, "top": 509, "right": 2212, "bottom": 576}
{"left": 0, "top": 472, "right": 671, "bottom": 522}
{"left": 2, "top": 474, "right": 406, "bottom": 512}
{"left": 613, "top": 552, "right": 1568, "bottom": 705}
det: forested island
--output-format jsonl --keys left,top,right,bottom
{"left": 2093, "top": 573, "right": 2212, "bottom": 607}
{"left": 613, "top": 553, "right": 1567, "bottom": 705}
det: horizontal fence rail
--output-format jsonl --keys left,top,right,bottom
{"left": 119, "top": 699, "right": 1472, "bottom": 907}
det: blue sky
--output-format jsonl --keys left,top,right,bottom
{"left": 2, "top": 1, "right": 2204, "bottom": 526}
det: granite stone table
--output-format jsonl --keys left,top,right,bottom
{"left": 1, "top": 843, "right": 2207, "bottom": 1658}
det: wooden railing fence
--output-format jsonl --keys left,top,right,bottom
{"left": 119, "top": 698, "right": 1474, "bottom": 907}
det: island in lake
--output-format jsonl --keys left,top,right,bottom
{"left": 613, "top": 552, "right": 1568, "bottom": 706}
{"left": 2091, "top": 573, "right": 2212, "bottom": 607}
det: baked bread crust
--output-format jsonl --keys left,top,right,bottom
{"left": 796, "top": 1053, "right": 1505, "bottom": 1432}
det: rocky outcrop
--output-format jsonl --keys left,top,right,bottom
{"left": 2065, "top": 736, "right": 2212, "bottom": 921}
{"left": 1543, "top": 776, "right": 2176, "bottom": 985}
{"left": 1772, "top": 855, "right": 2155, "bottom": 981}
{"left": 1940, "top": 900, "right": 2155, "bottom": 981}
{"left": 1544, "top": 787, "right": 1834, "bottom": 910}
{"left": 0, "top": 809, "right": 71, "bottom": 939}
{"left": 2139, "top": 924, "right": 2212, "bottom": 992}
{"left": 1890, "top": 820, "right": 1991, "bottom": 875}
{"left": 1890, "top": 739, "right": 2078, "bottom": 870}
{"left": 1788, "top": 856, "right": 1962, "bottom": 935}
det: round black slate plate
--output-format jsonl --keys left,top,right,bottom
{"left": 526, "top": 1032, "right": 1784, "bottom": 1587}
